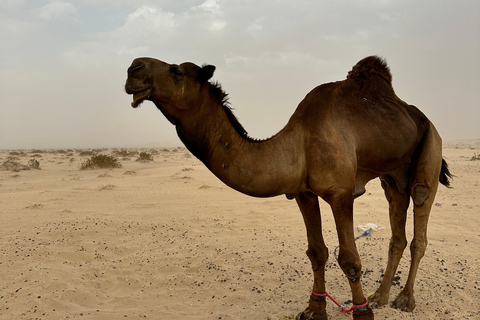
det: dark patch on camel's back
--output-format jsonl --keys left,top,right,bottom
{"left": 347, "top": 56, "right": 392, "bottom": 86}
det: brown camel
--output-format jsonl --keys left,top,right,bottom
{"left": 125, "top": 56, "right": 452, "bottom": 320}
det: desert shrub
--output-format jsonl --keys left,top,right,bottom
{"left": 28, "top": 159, "right": 41, "bottom": 169}
{"left": 1, "top": 160, "right": 30, "bottom": 172}
{"left": 80, "top": 154, "right": 121, "bottom": 170}
{"left": 30, "top": 149, "right": 45, "bottom": 154}
{"left": 112, "top": 149, "right": 138, "bottom": 157}
{"left": 136, "top": 151, "right": 153, "bottom": 162}
{"left": 471, "top": 153, "right": 480, "bottom": 161}
{"left": 9, "top": 151, "right": 26, "bottom": 156}
{"left": 78, "top": 150, "right": 96, "bottom": 156}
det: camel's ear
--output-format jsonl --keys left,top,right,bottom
{"left": 199, "top": 64, "right": 216, "bottom": 83}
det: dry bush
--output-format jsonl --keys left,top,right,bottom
{"left": 9, "top": 151, "right": 26, "bottom": 157}
{"left": 80, "top": 155, "right": 121, "bottom": 170}
{"left": 112, "top": 149, "right": 138, "bottom": 157}
{"left": 28, "top": 159, "right": 41, "bottom": 169}
{"left": 1, "top": 160, "right": 30, "bottom": 172}
{"left": 78, "top": 150, "right": 96, "bottom": 157}
{"left": 136, "top": 151, "right": 153, "bottom": 162}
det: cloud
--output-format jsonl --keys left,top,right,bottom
{"left": 32, "top": 0, "right": 77, "bottom": 21}
{"left": 1, "top": 0, "right": 479, "bottom": 149}
{"left": 59, "top": 1, "right": 229, "bottom": 69}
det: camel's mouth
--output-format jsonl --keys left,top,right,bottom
{"left": 131, "top": 88, "right": 152, "bottom": 108}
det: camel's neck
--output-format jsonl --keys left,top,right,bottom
{"left": 174, "top": 91, "right": 305, "bottom": 198}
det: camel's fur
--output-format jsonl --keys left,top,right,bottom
{"left": 125, "top": 56, "right": 452, "bottom": 320}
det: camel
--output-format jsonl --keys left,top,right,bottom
{"left": 125, "top": 56, "right": 452, "bottom": 320}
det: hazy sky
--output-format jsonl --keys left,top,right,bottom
{"left": 1, "top": 0, "right": 479, "bottom": 149}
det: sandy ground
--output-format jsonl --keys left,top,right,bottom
{"left": 1, "top": 145, "right": 479, "bottom": 320}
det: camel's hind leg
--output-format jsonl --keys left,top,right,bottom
{"left": 392, "top": 123, "right": 443, "bottom": 312}
{"left": 369, "top": 176, "right": 410, "bottom": 308}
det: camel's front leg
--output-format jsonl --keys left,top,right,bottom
{"left": 327, "top": 191, "right": 374, "bottom": 320}
{"left": 295, "top": 192, "right": 328, "bottom": 320}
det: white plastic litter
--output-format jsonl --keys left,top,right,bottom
{"left": 357, "top": 223, "right": 385, "bottom": 232}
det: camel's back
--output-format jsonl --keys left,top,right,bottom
{"left": 291, "top": 57, "right": 429, "bottom": 172}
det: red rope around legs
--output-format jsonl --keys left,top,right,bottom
{"left": 311, "top": 291, "right": 369, "bottom": 313}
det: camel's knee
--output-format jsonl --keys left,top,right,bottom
{"left": 306, "top": 245, "right": 329, "bottom": 271}
{"left": 337, "top": 252, "right": 362, "bottom": 282}
{"left": 389, "top": 236, "right": 407, "bottom": 255}
{"left": 412, "top": 185, "right": 430, "bottom": 206}
{"left": 410, "top": 238, "right": 428, "bottom": 259}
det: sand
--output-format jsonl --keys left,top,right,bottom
{"left": 1, "top": 146, "right": 479, "bottom": 320}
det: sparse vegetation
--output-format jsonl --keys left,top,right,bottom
{"left": 78, "top": 150, "right": 97, "bottom": 157}
{"left": 28, "top": 159, "right": 41, "bottom": 169}
{"left": 1, "top": 160, "right": 30, "bottom": 172}
{"left": 80, "top": 154, "right": 121, "bottom": 170}
{"left": 136, "top": 151, "right": 154, "bottom": 162}
{"left": 471, "top": 153, "right": 480, "bottom": 161}
{"left": 112, "top": 149, "right": 138, "bottom": 157}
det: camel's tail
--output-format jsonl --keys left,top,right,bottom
{"left": 439, "top": 158, "right": 453, "bottom": 187}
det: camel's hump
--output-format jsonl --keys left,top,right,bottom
{"left": 347, "top": 56, "right": 392, "bottom": 87}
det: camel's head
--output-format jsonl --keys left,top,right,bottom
{"left": 125, "top": 57, "right": 215, "bottom": 123}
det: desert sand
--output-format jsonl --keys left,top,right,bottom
{"left": 1, "top": 145, "right": 479, "bottom": 320}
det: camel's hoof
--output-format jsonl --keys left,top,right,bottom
{"left": 295, "top": 308, "right": 328, "bottom": 320}
{"left": 353, "top": 305, "right": 374, "bottom": 320}
{"left": 392, "top": 291, "right": 415, "bottom": 312}
{"left": 368, "top": 290, "right": 389, "bottom": 309}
